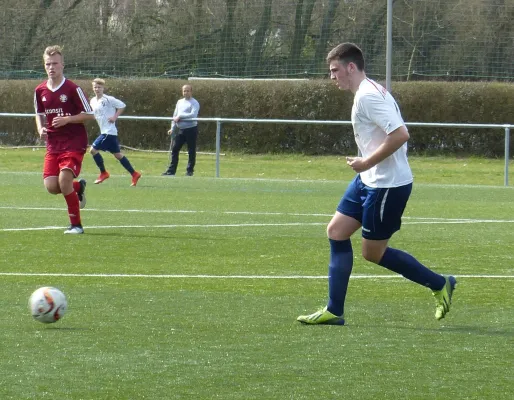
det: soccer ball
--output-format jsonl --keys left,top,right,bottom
{"left": 29, "top": 287, "right": 67, "bottom": 323}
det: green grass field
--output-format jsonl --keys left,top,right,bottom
{"left": 1, "top": 149, "right": 513, "bottom": 399}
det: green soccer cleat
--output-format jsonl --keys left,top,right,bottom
{"left": 297, "top": 306, "right": 345, "bottom": 325}
{"left": 432, "top": 275, "right": 457, "bottom": 320}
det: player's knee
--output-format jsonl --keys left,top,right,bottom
{"left": 45, "top": 185, "right": 60, "bottom": 195}
{"left": 361, "top": 246, "right": 384, "bottom": 264}
{"left": 326, "top": 223, "right": 336, "bottom": 238}
{"left": 89, "top": 147, "right": 97, "bottom": 155}
{"left": 327, "top": 223, "right": 345, "bottom": 240}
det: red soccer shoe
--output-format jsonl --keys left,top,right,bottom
{"left": 131, "top": 171, "right": 142, "bottom": 187}
{"left": 94, "top": 171, "right": 110, "bottom": 184}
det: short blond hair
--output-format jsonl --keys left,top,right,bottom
{"left": 43, "top": 45, "right": 63, "bottom": 61}
{"left": 92, "top": 78, "right": 106, "bottom": 86}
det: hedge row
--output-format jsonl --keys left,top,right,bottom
{"left": 0, "top": 79, "right": 512, "bottom": 156}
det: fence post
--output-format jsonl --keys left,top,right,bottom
{"left": 505, "top": 127, "right": 510, "bottom": 186}
{"left": 216, "top": 120, "right": 222, "bottom": 178}
{"left": 386, "top": 0, "right": 393, "bottom": 92}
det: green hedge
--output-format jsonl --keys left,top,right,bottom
{"left": 0, "top": 79, "right": 512, "bottom": 156}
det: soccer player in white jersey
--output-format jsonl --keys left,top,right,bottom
{"left": 89, "top": 78, "right": 141, "bottom": 186}
{"left": 297, "top": 43, "right": 456, "bottom": 325}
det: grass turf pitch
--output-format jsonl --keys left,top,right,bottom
{"left": 0, "top": 150, "right": 513, "bottom": 399}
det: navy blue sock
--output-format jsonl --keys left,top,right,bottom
{"left": 93, "top": 153, "right": 105, "bottom": 173}
{"left": 119, "top": 156, "right": 135, "bottom": 175}
{"left": 378, "top": 247, "right": 445, "bottom": 290}
{"left": 327, "top": 239, "right": 353, "bottom": 316}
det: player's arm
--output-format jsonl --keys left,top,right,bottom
{"left": 347, "top": 94, "right": 408, "bottom": 173}
{"left": 34, "top": 91, "right": 47, "bottom": 139}
{"left": 347, "top": 126, "right": 409, "bottom": 172}
{"left": 53, "top": 85, "right": 95, "bottom": 127}
{"left": 35, "top": 114, "right": 47, "bottom": 139}
{"left": 52, "top": 112, "right": 95, "bottom": 128}
{"left": 108, "top": 107, "right": 125, "bottom": 123}
{"left": 108, "top": 97, "right": 126, "bottom": 123}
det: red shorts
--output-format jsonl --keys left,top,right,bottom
{"left": 43, "top": 151, "right": 84, "bottom": 179}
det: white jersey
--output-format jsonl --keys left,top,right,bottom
{"left": 351, "top": 78, "right": 413, "bottom": 188}
{"left": 90, "top": 94, "right": 126, "bottom": 136}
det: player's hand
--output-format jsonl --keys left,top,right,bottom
{"left": 167, "top": 129, "right": 173, "bottom": 135}
{"left": 346, "top": 156, "right": 371, "bottom": 173}
{"left": 38, "top": 127, "right": 48, "bottom": 140}
{"left": 108, "top": 116, "right": 117, "bottom": 123}
{"left": 52, "top": 116, "right": 69, "bottom": 128}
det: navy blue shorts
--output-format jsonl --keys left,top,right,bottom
{"left": 92, "top": 134, "right": 121, "bottom": 153}
{"left": 337, "top": 175, "right": 412, "bottom": 240}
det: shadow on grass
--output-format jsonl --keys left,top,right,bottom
{"left": 41, "top": 326, "right": 90, "bottom": 331}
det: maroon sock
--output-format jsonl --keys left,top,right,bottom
{"left": 72, "top": 180, "right": 80, "bottom": 193}
{"left": 64, "top": 192, "right": 81, "bottom": 226}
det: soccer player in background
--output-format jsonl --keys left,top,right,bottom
{"left": 34, "top": 45, "right": 94, "bottom": 234}
{"left": 89, "top": 78, "right": 141, "bottom": 186}
{"left": 297, "top": 43, "right": 457, "bottom": 325}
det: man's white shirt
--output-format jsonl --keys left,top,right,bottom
{"left": 90, "top": 94, "right": 126, "bottom": 136}
{"left": 171, "top": 97, "right": 200, "bottom": 131}
{"left": 351, "top": 78, "right": 413, "bottom": 188}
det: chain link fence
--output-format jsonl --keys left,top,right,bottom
{"left": 0, "top": 0, "right": 512, "bottom": 81}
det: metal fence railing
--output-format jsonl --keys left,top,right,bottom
{"left": 0, "top": 113, "right": 512, "bottom": 185}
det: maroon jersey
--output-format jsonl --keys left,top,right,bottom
{"left": 34, "top": 78, "right": 93, "bottom": 154}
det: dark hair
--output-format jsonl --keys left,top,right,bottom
{"left": 326, "top": 43, "right": 365, "bottom": 71}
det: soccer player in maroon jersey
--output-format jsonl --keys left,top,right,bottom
{"left": 34, "top": 45, "right": 95, "bottom": 234}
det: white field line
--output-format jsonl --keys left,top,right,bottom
{"left": 0, "top": 170, "right": 513, "bottom": 189}
{"left": 1, "top": 206, "right": 330, "bottom": 216}
{"left": 2, "top": 218, "right": 514, "bottom": 232}
{"left": 1, "top": 206, "right": 514, "bottom": 232}
{"left": 2, "top": 220, "right": 514, "bottom": 233}
{"left": 0, "top": 223, "right": 325, "bottom": 232}
{"left": 1, "top": 206, "right": 514, "bottom": 224}
{"left": 0, "top": 272, "right": 513, "bottom": 279}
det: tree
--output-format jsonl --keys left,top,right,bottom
{"left": 312, "top": 0, "right": 341, "bottom": 73}
{"left": 244, "top": 0, "right": 273, "bottom": 76}
{"left": 217, "top": 0, "right": 238, "bottom": 75}
{"left": 288, "top": 0, "right": 316, "bottom": 75}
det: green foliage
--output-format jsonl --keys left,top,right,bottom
{"left": 0, "top": 80, "right": 512, "bottom": 155}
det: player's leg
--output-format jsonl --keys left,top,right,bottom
{"left": 44, "top": 176, "right": 61, "bottom": 194}
{"left": 325, "top": 212, "right": 361, "bottom": 318}
{"left": 112, "top": 138, "right": 141, "bottom": 186}
{"left": 184, "top": 126, "right": 198, "bottom": 176}
{"left": 72, "top": 178, "right": 87, "bottom": 209}
{"left": 297, "top": 176, "right": 362, "bottom": 325}
{"left": 360, "top": 183, "right": 456, "bottom": 319}
{"left": 90, "top": 135, "right": 110, "bottom": 184}
{"left": 58, "top": 153, "right": 85, "bottom": 234}
{"left": 164, "top": 132, "right": 186, "bottom": 175}
{"left": 43, "top": 152, "right": 61, "bottom": 194}
{"left": 297, "top": 214, "right": 359, "bottom": 325}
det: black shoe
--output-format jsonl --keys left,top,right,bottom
{"left": 185, "top": 171, "right": 194, "bottom": 176}
{"left": 77, "top": 179, "right": 87, "bottom": 209}
{"left": 162, "top": 171, "right": 175, "bottom": 176}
